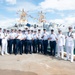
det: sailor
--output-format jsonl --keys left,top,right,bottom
{"left": 25, "top": 27, "right": 28, "bottom": 35}
{"left": 66, "top": 26, "right": 74, "bottom": 62}
{"left": 0, "top": 28, "right": 2, "bottom": 46}
{"left": 49, "top": 29, "right": 57, "bottom": 56}
{"left": 26, "top": 29, "right": 33, "bottom": 54}
{"left": 1, "top": 29, "right": 9, "bottom": 55}
{"left": 21, "top": 30, "right": 27, "bottom": 53}
{"left": 8, "top": 29, "right": 15, "bottom": 54}
{"left": 15, "top": 30, "right": 23, "bottom": 55}
{"left": 33, "top": 30, "right": 38, "bottom": 53}
{"left": 13, "top": 29, "right": 18, "bottom": 54}
{"left": 37, "top": 29, "right": 43, "bottom": 53}
{"left": 42, "top": 29, "right": 49, "bottom": 55}
{"left": 7, "top": 30, "right": 10, "bottom": 53}
{"left": 24, "top": 27, "right": 28, "bottom": 53}
{"left": 31, "top": 29, "right": 34, "bottom": 52}
{"left": 57, "top": 29, "right": 65, "bottom": 59}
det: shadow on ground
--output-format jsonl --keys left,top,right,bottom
{"left": 0, "top": 69, "right": 38, "bottom": 75}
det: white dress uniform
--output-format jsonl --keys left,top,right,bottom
{"left": 37, "top": 31, "right": 43, "bottom": 53}
{"left": 22, "top": 33, "right": 27, "bottom": 40}
{"left": 37, "top": 32, "right": 43, "bottom": 40}
{"left": 33, "top": 33, "right": 38, "bottom": 40}
{"left": 49, "top": 33, "right": 57, "bottom": 56}
{"left": 10, "top": 32, "right": 17, "bottom": 39}
{"left": 17, "top": 33, "right": 24, "bottom": 40}
{"left": 49, "top": 33, "right": 57, "bottom": 42}
{"left": 0, "top": 32, "right": 2, "bottom": 46}
{"left": 66, "top": 32, "right": 74, "bottom": 62}
{"left": 57, "top": 33, "right": 65, "bottom": 59}
{"left": 1, "top": 32, "right": 9, "bottom": 55}
{"left": 42, "top": 32, "right": 49, "bottom": 40}
{"left": 26, "top": 33, "right": 33, "bottom": 54}
{"left": 42, "top": 32, "right": 49, "bottom": 54}
{"left": 33, "top": 32, "right": 38, "bottom": 53}
{"left": 25, "top": 31, "right": 28, "bottom": 35}
{"left": 26, "top": 33, "right": 33, "bottom": 40}
{"left": 13, "top": 32, "right": 18, "bottom": 39}
{"left": 0, "top": 32, "right": 2, "bottom": 39}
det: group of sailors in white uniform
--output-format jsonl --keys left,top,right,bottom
{"left": 0, "top": 26, "right": 75, "bottom": 62}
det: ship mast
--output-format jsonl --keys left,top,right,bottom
{"left": 37, "top": 11, "right": 46, "bottom": 29}
{"left": 17, "top": 9, "right": 28, "bottom": 24}
{"left": 38, "top": 11, "right": 46, "bottom": 23}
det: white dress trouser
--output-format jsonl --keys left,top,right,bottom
{"left": 66, "top": 46, "right": 74, "bottom": 62}
{"left": 58, "top": 46, "right": 64, "bottom": 59}
{"left": 1, "top": 39, "right": 8, "bottom": 54}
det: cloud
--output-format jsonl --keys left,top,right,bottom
{"left": 6, "top": 1, "right": 38, "bottom": 12}
{"left": 0, "top": 19, "right": 15, "bottom": 28}
{"left": 6, "top": 0, "right": 16, "bottom": 4}
{"left": 0, "top": 15, "right": 17, "bottom": 28}
{"left": 50, "top": 17, "right": 75, "bottom": 26}
{"left": 49, "top": 16, "right": 75, "bottom": 32}
{"left": 39, "top": 0, "right": 75, "bottom": 10}
{"left": 50, "top": 19, "right": 64, "bottom": 24}
{"left": 65, "top": 17, "right": 75, "bottom": 25}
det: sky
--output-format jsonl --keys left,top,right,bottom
{"left": 0, "top": 0, "right": 75, "bottom": 28}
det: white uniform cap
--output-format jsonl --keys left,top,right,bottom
{"left": 58, "top": 28, "right": 62, "bottom": 31}
{"left": 34, "top": 29, "right": 37, "bottom": 32}
{"left": 24, "top": 26, "right": 29, "bottom": 29}
{"left": 30, "top": 27, "right": 34, "bottom": 30}
{"left": 38, "top": 28, "right": 41, "bottom": 30}
{"left": 50, "top": 28, "right": 54, "bottom": 30}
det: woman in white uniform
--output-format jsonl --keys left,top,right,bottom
{"left": 66, "top": 26, "right": 74, "bottom": 62}
{"left": 57, "top": 29, "right": 65, "bottom": 59}
{"left": 1, "top": 30, "right": 9, "bottom": 56}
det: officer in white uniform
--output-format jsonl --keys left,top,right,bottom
{"left": 49, "top": 29, "right": 57, "bottom": 56}
{"left": 33, "top": 30, "right": 38, "bottom": 53}
{"left": 0, "top": 28, "right": 2, "bottom": 46}
{"left": 42, "top": 29, "right": 49, "bottom": 55}
{"left": 21, "top": 30, "right": 27, "bottom": 53}
{"left": 1, "top": 29, "right": 9, "bottom": 55}
{"left": 8, "top": 29, "right": 15, "bottom": 54}
{"left": 26, "top": 30, "right": 33, "bottom": 54}
{"left": 57, "top": 29, "right": 65, "bottom": 59}
{"left": 24, "top": 27, "right": 28, "bottom": 53}
{"left": 37, "top": 29, "right": 43, "bottom": 53}
{"left": 25, "top": 27, "right": 28, "bottom": 35}
{"left": 13, "top": 29, "right": 18, "bottom": 54}
{"left": 31, "top": 29, "right": 34, "bottom": 52}
{"left": 66, "top": 26, "right": 74, "bottom": 62}
{"left": 7, "top": 30, "right": 10, "bottom": 53}
{"left": 15, "top": 30, "right": 24, "bottom": 55}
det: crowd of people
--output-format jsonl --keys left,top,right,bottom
{"left": 0, "top": 26, "right": 75, "bottom": 62}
